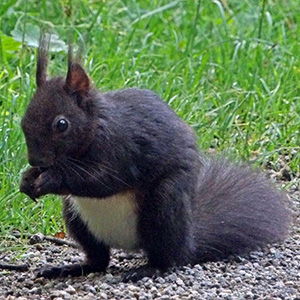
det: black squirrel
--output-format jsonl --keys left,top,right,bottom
{"left": 20, "top": 39, "right": 291, "bottom": 282}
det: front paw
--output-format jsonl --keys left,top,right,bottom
{"left": 20, "top": 167, "right": 44, "bottom": 200}
{"left": 33, "top": 170, "right": 62, "bottom": 198}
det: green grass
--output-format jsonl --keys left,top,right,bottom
{"left": 1, "top": 0, "right": 300, "bottom": 241}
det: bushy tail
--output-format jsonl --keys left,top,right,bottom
{"left": 194, "top": 159, "right": 291, "bottom": 262}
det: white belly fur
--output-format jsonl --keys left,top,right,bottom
{"left": 71, "top": 190, "right": 139, "bottom": 251}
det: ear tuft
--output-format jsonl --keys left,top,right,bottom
{"left": 36, "top": 33, "right": 50, "bottom": 88}
{"left": 64, "top": 62, "right": 90, "bottom": 95}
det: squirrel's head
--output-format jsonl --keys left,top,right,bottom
{"left": 22, "top": 37, "right": 97, "bottom": 168}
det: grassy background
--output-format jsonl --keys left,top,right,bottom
{"left": 1, "top": 0, "right": 300, "bottom": 245}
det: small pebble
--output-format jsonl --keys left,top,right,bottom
{"left": 65, "top": 285, "right": 76, "bottom": 294}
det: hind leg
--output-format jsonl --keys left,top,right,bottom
{"left": 123, "top": 173, "right": 196, "bottom": 282}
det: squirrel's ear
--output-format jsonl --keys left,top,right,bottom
{"left": 64, "top": 63, "right": 90, "bottom": 95}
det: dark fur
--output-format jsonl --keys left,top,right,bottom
{"left": 20, "top": 41, "right": 291, "bottom": 282}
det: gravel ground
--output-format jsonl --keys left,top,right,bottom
{"left": 1, "top": 176, "right": 299, "bottom": 300}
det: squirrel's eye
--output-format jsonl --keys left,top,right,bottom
{"left": 56, "top": 118, "right": 68, "bottom": 132}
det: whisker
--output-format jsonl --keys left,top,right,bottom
{"left": 56, "top": 159, "right": 85, "bottom": 181}
{"left": 66, "top": 157, "right": 131, "bottom": 187}
{"left": 64, "top": 158, "right": 115, "bottom": 191}
{"left": 69, "top": 157, "right": 119, "bottom": 175}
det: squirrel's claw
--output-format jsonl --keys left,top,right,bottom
{"left": 20, "top": 182, "right": 37, "bottom": 202}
